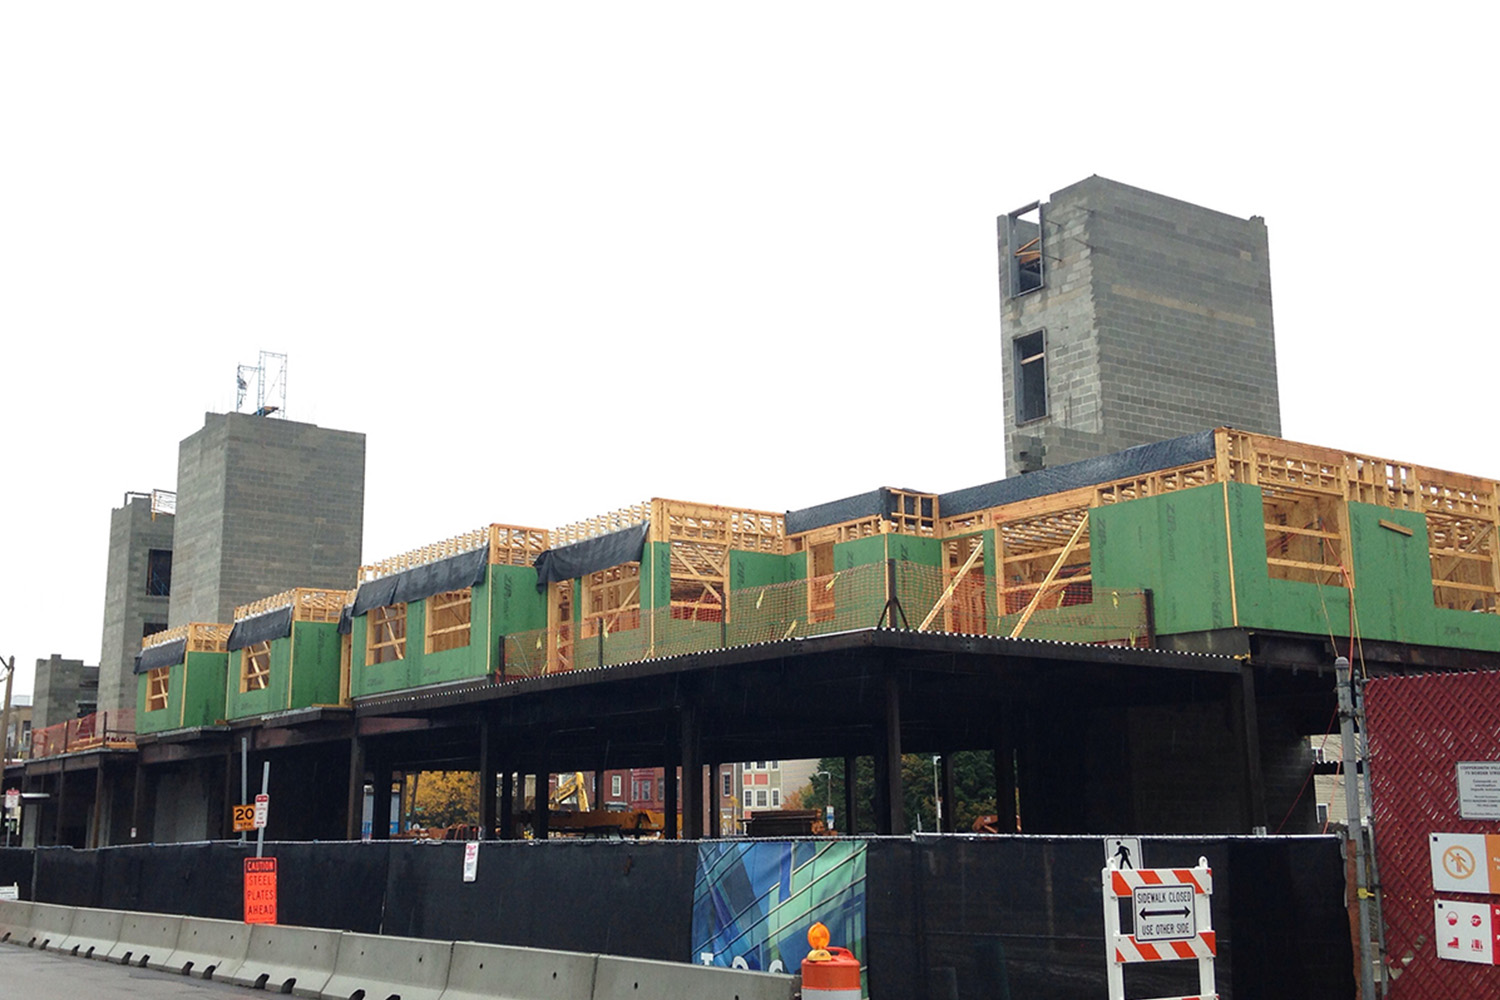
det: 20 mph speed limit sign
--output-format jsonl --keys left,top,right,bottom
{"left": 232, "top": 804, "right": 257, "bottom": 832}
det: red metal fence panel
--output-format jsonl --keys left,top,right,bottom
{"left": 1367, "top": 671, "right": 1500, "bottom": 998}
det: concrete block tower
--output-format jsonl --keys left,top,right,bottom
{"left": 998, "top": 176, "right": 1281, "bottom": 471}
{"left": 169, "top": 412, "right": 366, "bottom": 627}
{"left": 96, "top": 493, "right": 175, "bottom": 716}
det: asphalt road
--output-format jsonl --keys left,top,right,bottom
{"left": 0, "top": 942, "right": 250, "bottom": 1000}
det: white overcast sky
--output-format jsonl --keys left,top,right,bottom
{"left": 2, "top": 4, "right": 1495, "bottom": 695}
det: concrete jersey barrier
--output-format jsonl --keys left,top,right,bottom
{"left": 104, "top": 910, "right": 183, "bottom": 968}
{"left": 320, "top": 931, "right": 453, "bottom": 1000}
{"left": 57, "top": 905, "right": 125, "bottom": 959}
{"left": 440, "top": 941, "right": 599, "bottom": 1000}
{"left": 163, "top": 915, "right": 252, "bottom": 980}
{"left": 591, "top": 954, "right": 797, "bottom": 1000}
{"left": 26, "top": 901, "right": 76, "bottom": 951}
{"left": 0, "top": 899, "right": 33, "bottom": 943}
{"left": 2, "top": 904, "right": 795, "bottom": 1000}
{"left": 227, "top": 922, "right": 343, "bottom": 998}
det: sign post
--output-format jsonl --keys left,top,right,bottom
{"left": 1101, "top": 857, "right": 1216, "bottom": 1000}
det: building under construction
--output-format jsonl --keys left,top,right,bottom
{"left": 9, "top": 422, "right": 1495, "bottom": 847}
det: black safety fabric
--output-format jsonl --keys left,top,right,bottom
{"left": 227, "top": 605, "right": 294, "bottom": 651}
{"left": 532, "top": 523, "right": 649, "bottom": 592}
{"left": 350, "top": 546, "right": 489, "bottom": 618}
{"left": 785, "top": 489, "right": 889, "bottom": 537}
{"left": 134, "top": 637, "right": 186, "bottom": 674}
{"left": 939, "top": 429, "right": 1219, "bottom": 517}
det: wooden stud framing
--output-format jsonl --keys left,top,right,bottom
{"left": 241, "top": 642, "right": 272, "bottom": 693}
{"left": 145, "top": 667, "right": 170, "bottom": 712}
{"left": 425, "top": 590, "right": 473, "bottom": 653}
{"left": 142, "top": 623, "right": 231, "bottom": 654}
{"left": 235, "top": 587, "right": 351, "bottom": 625}
{"left": 366, "top": 604, "right": 407, "bottom": 664}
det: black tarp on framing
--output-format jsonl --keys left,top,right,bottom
{"left": 133, "top": 637, "right": 186, "bottom": 675}
{"left": 531, "top": 523, "right": 649, "bottom": 592}
{"left": 344, "top": 546, "right": 491, "bottom": 632}
{"left": 227, "top": 605, "right": 294, "bottom": 651}
{"left": 783, "top": 429, "right": 1220, "bottom": 535}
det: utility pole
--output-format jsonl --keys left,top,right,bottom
{"left": 1, "top": 655, "right": 15, "bottom": 769}
{"left": 1337, "top": 656, "right": 1377, "bottom": 1000}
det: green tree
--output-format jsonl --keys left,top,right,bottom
{"left": 406, "top": 770, "right": 479, "bottom": 829}
{"left": 796, "top": 752, "right": 997, "bottom": 833}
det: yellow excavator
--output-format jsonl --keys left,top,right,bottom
{"left": 516, "top": 772, "right": 664, "bottom": 838}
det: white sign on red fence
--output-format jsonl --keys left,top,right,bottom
{"left": 1434, "top": 899, "right": 1500, "bottom": 965}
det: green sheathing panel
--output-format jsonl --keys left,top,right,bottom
{"left": 490, "top": 563, "right": 548, "bottom": 635}
{"left": 223, "top": 640, "right": 289, "bottom": 720}
{"left": 834, "top": 535, "right": 887, "bottom": 570}
{"left": 1091, "top": 484, "right": 1237, "bottom": 635}
{"left": 137, "top": 652, "right": 224, "bottom": 733}
{"left": 350, "top": 564, "right": 553, "bottom": 699}
{"left": 137, "top": 672, "right": 175, "bottom": 735}
{"left": 727, "top": 551, "right": 795, "bottom": 646}
{"left": 1092, "top": 484, "right": 1500, "bottom": 652}
{"left": 289, "top": 621, "right": 344, "bottom": 707}
{"left": 178, "top": 651, "right": 228, "bottom": 729}
{"left": 730, "top": 551, "right": 792, "bottom": 590}
{"left": 1348, "top": 503, "right": 1497, "bottom": 650}
{"left": 889, "top": 533, "right": 948, "bottom": 629}
{"left": 349, "top": 612, "right": 407, "bottom": 697}
{"left": 642, "top": 541, "right": 672, "bottom": 612}
{"left": 350, "top": 576, "right": 485, "bottom": 697}
{"left": 1223, "top": 481, "right": 1350, "bottom": 638}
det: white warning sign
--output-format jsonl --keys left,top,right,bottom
{"left": 1133, "top": 884, "right": 1196, "bottom": 942}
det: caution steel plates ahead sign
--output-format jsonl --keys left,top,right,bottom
{"left": 243, "top": 857, "right": 278, "bottom": 925}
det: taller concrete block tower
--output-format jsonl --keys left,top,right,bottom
{"left": 998, "top": 176, "right": 1281, "bottom": 472}
{"left": 169, "top": 412, "right": 366, "bottom": 627}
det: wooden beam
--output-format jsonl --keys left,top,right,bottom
{"left": 918, "top": 541, "right": 986, "bottom": 631}
{"left": 1009, "top": 514, "right": 1089, "bottom": 639}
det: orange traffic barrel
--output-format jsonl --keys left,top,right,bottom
{"left": 802, "top": 922, "right": 861, "bottom": 999}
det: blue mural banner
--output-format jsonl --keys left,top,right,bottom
{"left": 691, "top": 839, "right": 866, "bottom": 990}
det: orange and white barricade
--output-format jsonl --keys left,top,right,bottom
{"left": 801, "top": 922, "right": 862, "bottom": 999}
{"left": 1101, "top": 856, "right": 1217, "bottom": 1000}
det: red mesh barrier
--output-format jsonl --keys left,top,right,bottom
{"left": 1367, "top": 671, "right": 1500, "bottom": 997}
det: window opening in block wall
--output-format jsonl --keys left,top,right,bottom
{"left": 367, "top": 603, "right": 407, "bottom": 664}
{"left": 241, "top": 641, "right": 271, "bottom": 693}
{"left": 1014, "top": 331, "right": 1047, "bottom": 424}
{"left": 146, "top": 549, "right": 172, "bottom": 597}
{"left": 426, "top": 589, "right": 473, "bottom": 653}
{"left": 1005, "top": 202, "right": 1045, "bottom": 297}
{"left": 146, "top": 666, "right": 170, "bottom": 712}
{"left": 611, "top": 774, "right": 623, "bottom": 797}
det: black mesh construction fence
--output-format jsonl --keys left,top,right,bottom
{"left": 0, "top": 847, "right": 34, "bottom": 900}
{"left": 867, "top": 836, "right": 1353, "bottom": 1000}
{"left": 14, "top": 834, "right": 1349, "bottom": 998}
